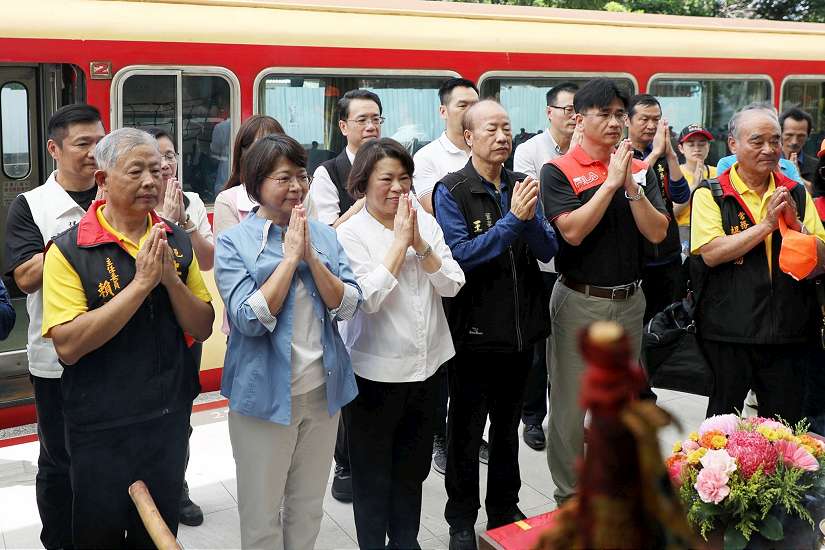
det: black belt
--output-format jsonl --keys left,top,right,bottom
{"left": 560, "top": 276, "right": 640, "bottom": 301}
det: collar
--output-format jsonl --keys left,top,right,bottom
{"left": 438, "top": 131, "right": 466, "bottom": 155}
{"left": 544, "top": 129, "right": 563, "bottom": 155}
{"left": 76, "top": 199, "right": 172, "bottom": 248}
{"left": 569, "top": 144, "right": 649, "bottom": 175}
{"left": 234, "top": 185, "right": 258, "bottom": 214}
{"left": 463, "top": 159, "right": 511, "bottom": 194}
{"left": 45, "top": 171, "right": 94, "bottom": 217}
{"left": 719, "top": 164, "right": 796, "bottom": 224}
{"left": 570, "top": 145, "right": 602, "bottom": 167}
{"left": 345, "top": 147, "right": 357, "bottom": 164}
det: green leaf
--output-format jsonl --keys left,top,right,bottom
{"left": 757, "top": 515, "right": 784, "bottom": 541}
{"left": 723, "top": 525, "right": 748, "bottom": 550}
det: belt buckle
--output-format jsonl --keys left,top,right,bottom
{"left": 610, "top": 287, "right": 625, "bottom": 300}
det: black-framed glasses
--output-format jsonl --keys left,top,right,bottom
{"left": 347, "top": 116, "right": 386, "bottom": 127}
{"left": 549, "top": 105, "right": 575, "bottom": 116}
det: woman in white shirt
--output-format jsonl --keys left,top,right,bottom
{"left": 336, "top": 138, "right": 465, "bottom": 549}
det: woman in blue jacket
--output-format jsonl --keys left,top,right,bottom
{"left": 215, "top": 134, "right": 360, "bottom": 550}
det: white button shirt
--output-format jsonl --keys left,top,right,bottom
{"left": 336, "top": 207, "right": 465, "bottom": 383}
{"left": 412, "top": 132, "right": 470, "bottom": 199}
{"left": 308, "top": 147, "right": 356, "bottom": 225}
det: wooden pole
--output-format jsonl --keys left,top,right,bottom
{"left": 128, "top": 480, "right": 182, "bottom": 550}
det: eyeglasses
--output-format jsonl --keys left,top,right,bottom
{"left": 265, "top": 174, "right": 311, "bottom": 187}
{"left": 347, "top": 116, "right": 386, "bottom": 127}
{"left": 581, "top": 111, "right": 629, "bottom": 123}
{"left": 161, "top": 152, "right": 179, "bottom": 163}
{"left": 549, "top": 105, "right": 576, "bottom": 116}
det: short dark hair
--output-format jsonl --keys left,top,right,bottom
{"left": 780, "top": 107, "right": 814, "bottom": 135}
{"left": 223, "top": 115, "right": 285, "bottom": 191}
{"left": 439, "top": 78, "right": 479, "bottom": 106}
{"left": 628, "top": 94, "right": 661, "bottom": 118}
{"left": 546, "top": 82, "right": 579, "bottom": 107}
{"left": 573, "top": 79, "right": 629, "bottom": 114}
{"left": 47, "top": 104, "right": 102, "bottom": 145}
{"left": 347, "top": 138, "right": 414, "bottom": 199}
{"left": 242, "top": 134, "right": 307, "bottom": 204}
{"left": 338, "top": 89, "right": 382, "bottom": 121}
{"left": 145, "top": 127, "right": 174, "bottom": 148}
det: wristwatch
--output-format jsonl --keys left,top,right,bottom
{"left": 415, "top": 244, "right": 432, "bottom": 260}
{"left": 624, "top": 185, "right": 644, "bottom": 202}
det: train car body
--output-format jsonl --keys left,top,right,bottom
{"left": 2, "top": 0, "right": 825, "bottom": 427}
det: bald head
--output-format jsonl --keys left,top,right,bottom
{"left": 463, "top": 99, "right": 512, "bottom": 168}
{"left": 462, "top": 99, "right": 508, "bottom": 133}
{"left": 728, "top": 106, "right": 781, "bottom": 180}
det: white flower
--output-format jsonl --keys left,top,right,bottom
{"left": 699, "top": 449, "right": 737, "bottom": 475}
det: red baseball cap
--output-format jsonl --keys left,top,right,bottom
{"left": 678, "top": 124, "right": 714, "bottom": 144}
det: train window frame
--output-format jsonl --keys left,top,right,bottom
{"left": 779, "top": 74, "right": 825, "bottom": 151}
{"left": 477, "top": 71, "right": 640, "bottom": 96}
{"left": 0, "top": 81, "right": 32, "bottom": 180}
{"left": 646, "top": 73, "right": 774, "bottom": 100}
{"left": 110, "top": 65, "right": 241, "bottom": 200}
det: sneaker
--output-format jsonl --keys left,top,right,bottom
{"left": 432, "top": 434, "right": 447, "bottom": 475}
{"left": 331, "top": 465, "right": 353, "bottom": 503}
{"left": 522, "top": 424, "right": 546, "bottom": 451}
{"left": 479, "top": 439, "right": 489, "bottom": 465}
{"left": 449, "top": 528, "right": 478, "bottom": 550}
{"left": 486, "top": 508, "right": 526, "bottom": 531}
{"left": 179, "top": 496, "right": 204, "bottom": 527}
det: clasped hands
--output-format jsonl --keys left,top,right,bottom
{"left": 393, "top": 193, "right": 430, "bottom": 256}
{"left": 605, "top": 139, "right": 643, "bottom": 196}
{"left": 763, "top": 187, "right": 802, "bottom": 233}
{"left": 283, "top": 204, "right": 320, "bottom": 264}
{"left": 134, "top": 224, "right": 183, "bottom": 291}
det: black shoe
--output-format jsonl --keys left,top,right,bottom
{"left": 523, "top": 424, "right": 546, "bottom": 451}
{"left": 478, "top": 439, "right": 489, "bottom": 465}
{"left": 432, "top": 434, "right": 447, "bottom": 475}
{"left": 486, "top": 509, "right": 526, "bottom": 531}
{"left": 448, "top": 528, "right": 478, "bottom": 550}
{"left": 179, "top": 497, "right": 204, "bottom": 527}
{"left": 331, "top": 465, "right": 353, "bottom": 503}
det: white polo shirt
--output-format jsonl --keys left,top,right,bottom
{"left": 412, "top": 132, "right": 470, "bottom": 199}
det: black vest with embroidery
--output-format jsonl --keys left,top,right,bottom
{"left": 641, "top": 153, "right": 682, "bottom": 263}
{"left": 321, "top": 149, "right": 355, "bottom": 215}
{"left": 434, "top": 160, "right": 549, "bottom": 353}
{"left": 692, "top": 175, "right": 816, "bottom": 344}
{"left": 51, "top": 221, "right": 200, "bottom": 430}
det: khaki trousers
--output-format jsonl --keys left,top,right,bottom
{"left": 546, "top": 281, "right": 645, "bottom": 503}
{"left": 228, "top": 385, "right": 338, "bottom": 550}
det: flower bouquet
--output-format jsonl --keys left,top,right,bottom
{"left": 667, "top": 414, "right": 825, "bottom": 549}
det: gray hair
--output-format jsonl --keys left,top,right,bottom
{"left": 94, "top": 128, "right": 159, "bottom": 171}
{"left": 728, "top": 102, "right": 779, "bottom": 140}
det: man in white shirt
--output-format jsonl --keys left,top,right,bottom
{"left": 512, "top": 82, "right": 578, "bottom": 453}
{"left": 412, "top": 78, "right": 479, "bottom": 475}
{"left": 308, "top": 89, "right": 383, "bottom": 226}
{"left": 413, "top": 78, "right": 479, "bottom": 215}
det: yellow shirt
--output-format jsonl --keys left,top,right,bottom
{"left": 690, "top": 163, "right": 825, "bottom": 273}
{"left": 676, "top": 164, "right": 717, "bottom": 226}
{"left": 42, "top": 206, "right": 211, "bottom": 336}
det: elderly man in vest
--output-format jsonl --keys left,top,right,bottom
{"left": 433, "top": 99, "right": 557, "bottom": 550}
{"left": 41, "top": 128, "right": 214, "bottom": 547}
{"left": 691, "top": 103, "right": 825, "bottom": 424}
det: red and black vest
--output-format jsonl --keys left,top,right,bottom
{"left": 434, "top": 160, "right": 549, "bottom": 353}
{"left": 692, "top": 172, "right": 816, "bottom": 344}
{"left": 50, "top": 201, "right": 200, "bottom": 430}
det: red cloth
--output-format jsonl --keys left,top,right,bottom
{"left": 479, "top": 511, "right": 559, "bottom": 550}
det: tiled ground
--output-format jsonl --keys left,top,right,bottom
{"left": 0, "top": 388, "right": 706, "bottom": 549}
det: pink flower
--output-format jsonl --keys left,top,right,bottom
{"left": 699, "top": 414, "right": 740, "bottom": 436}
{"left": 727, "top": 431, "right": 776, "bottom": 478}
{"left": 682, "top": 439, "right": 700, "bottom": 452}
{"left": 694, "top": 467, "right": 731, "bottom": 504}
{"left": 758, "top": 419, "right": 784, "bottom": 430}
{"left": 775, "top": 440, "right": 820, "bottom": 471}
{"left": 700, "top": 449, "right": 737, "bottom": 475}
{"left": 667, "top": 455, "right": 687, "bottom": 485}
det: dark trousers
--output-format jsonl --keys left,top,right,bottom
{"left": 334, "top": 416, "right": 350, "bottom": 473}
{"left": 522, "top": 272, "right": 556, "bottom": 426}
{"left": 32, "top": 375, "right": 73, "bottom": 550}
{"left": 641, "top": 259, "right": 683, "bottom": 323}
{"left": 433, "top": 366, "right": 448, "bottom": 439}
{"left": 700, "top": 339, "right": 807, "bottom": 424}
{"left": 445, "top": 350, "right": 532, "bottom": 532}
{"left": 182, "top": 342, "right": 202, "bottom": 502}
{"left": 804, "top": 346, "right": 825, "bottom": 435}
{"left": 67, "top": 407, "right": 190, "bottom": 549}
{"left": 344, "top": 373, "right": 437, "bottom": 549}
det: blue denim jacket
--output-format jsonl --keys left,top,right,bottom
{"left": 215, "top": 211, "right": 361, "bottom": 425}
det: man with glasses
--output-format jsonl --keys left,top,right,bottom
{"left": 627, "top": 94, "right": 690, "bottom": 322}
{"left": 309, "top": 89, "right": 383, "bottom": 226}
{"left": 307, "top": 88, "right": 383, "bottom": 504}
{"left": 3, "top": 104, "right": 105, "bottom": 550}
{"left": 513, "top": 82, "right": 579, "bottom": 453}
{"left": 541, "top": 79, "right": 668, "bottom": 506}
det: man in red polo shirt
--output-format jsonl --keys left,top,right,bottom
{"left": 540, "top": 78, "right": 669, "bottom": 505}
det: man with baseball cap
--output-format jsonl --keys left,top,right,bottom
{"left": 674, "top": 124, "right": 717, "bottom": 244}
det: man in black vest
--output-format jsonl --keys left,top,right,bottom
{"left": 41, "top": 128, "right": 214, "bottom": 546}
{"left": 433, "top": 100, "right": 557, "bottom": 550}
{"left": 307, "top": 88, "right": 383, "bottom": 503}
{"left": 691, "top": 104, "right": 825, "bottom": 424}
{"left": 308, "top": 89, "right": 382, "bottom": 226}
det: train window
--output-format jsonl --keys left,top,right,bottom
{"left": 479, "top": 74, "right": 637, "bottom": 138}
{"left": 648, "top": 76, "right": 772, "bottom": 164}
{"left": 1, "top": 82, "right": 31, "bottom": 179}
{"left": 256, "top": 71, "right": 457, "bottom": 173}
{"left": 781, "top": 77, "right": 825, "bottom": 161}
{"left": 115, "top": 67, "right": 239, "bottom": 203}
